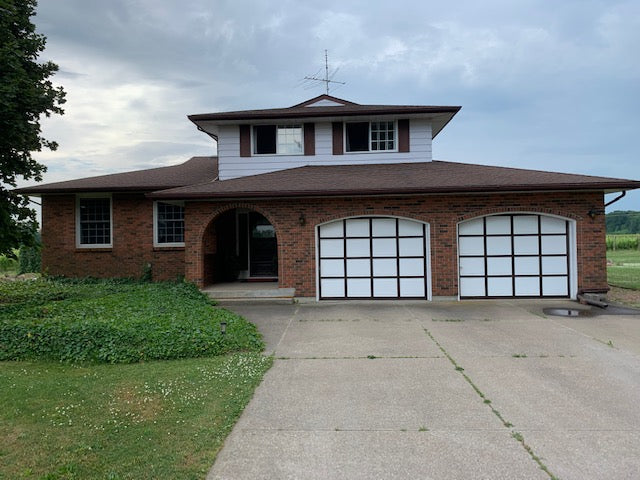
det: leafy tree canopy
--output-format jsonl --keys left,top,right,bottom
{"left": 606, "top": 210, "right": 640, "bottom": 234}
{"left": 0, "top": 0, "right": 65, "bottom": 256}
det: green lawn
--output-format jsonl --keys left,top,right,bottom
{"left": 0, "top": 278, "right": 272, "bottom": 479}
{"left": 607, "top": 249, "right": 640, "bottom": 290}
{"left": 0, "top": 354, "right": 272, "bottom": 479}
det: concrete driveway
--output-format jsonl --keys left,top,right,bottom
{"left": 208, "top": 300, "right": 640, "bottom": 480}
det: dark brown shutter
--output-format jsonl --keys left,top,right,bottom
{"left": 239, "top": 124, "right": 251, "bottom": 157}
{"left": 398, "top": 119, "right": 410, "bottom": 152}
{"left": 332, "top": 122, "right": 343, "bottom": 155}
{"left": 304, "top": 123, "right": 315, "bottom": 156}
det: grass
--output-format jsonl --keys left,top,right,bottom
{"left": 0, "top": 354, "right": 272, "bottom": 479}
{"left": 607, "top": 249, "right": 640, "bottom": 290}
{"left": 0, "top": 277, "right": 273, "bottom": 478}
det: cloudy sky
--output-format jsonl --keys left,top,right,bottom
{"left": 26, "top": 0, "right": 640, "bottom": 210}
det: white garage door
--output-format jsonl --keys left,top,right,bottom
{"left": 318, "top": 217, "right": 430, "bottom": 299}
{"left": 458, "top": 214, "right": 571, "bottom": 298}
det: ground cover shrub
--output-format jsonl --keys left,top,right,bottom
{"left": 0, "top": 278, "right": 263, "bottom": 363}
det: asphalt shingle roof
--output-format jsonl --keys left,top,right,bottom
{"left": 15, "top": 156, "right": 217, "bottom": 194}
{"left": 148, "top": 160, "right": 640, "bottom": 200}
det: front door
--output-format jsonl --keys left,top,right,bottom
{"left": 248, "top": 212, "right": 278, "bottom": 277}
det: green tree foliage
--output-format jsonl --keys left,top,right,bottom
{"left": 606, "top": 211, "right": 640, "bottom": 234}
{"left": 0, "top": 0, "right": 65, "bottom": 255}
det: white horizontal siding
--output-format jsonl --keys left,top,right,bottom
{"left": 218, "top": 120, "right": 433, "bottom": 180}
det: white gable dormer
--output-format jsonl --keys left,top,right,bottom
{"left": 189, "top": 95, "right": 460, "bottom": 180}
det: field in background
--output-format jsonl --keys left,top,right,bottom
{"left": 607, "top": 248, "right": 640, "bottom": 290}
{"left": 607, "top": 234, "right": 640, "bottom": 251}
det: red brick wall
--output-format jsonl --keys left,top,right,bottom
{"left": 41, "top": 194, "right": 184, "bottom": 281}
{"left": 184, "top": 191, "right": 606, "bottom": 297}
{"left": 41, "top": 191, "right": 606, "bottom": 297}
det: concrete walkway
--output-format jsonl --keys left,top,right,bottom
{"left": 208, "top": 300, "right": 640, "bottom": 480}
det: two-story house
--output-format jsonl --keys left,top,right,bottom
{"left": 17, "top": 94, "right": 640, "bottom": 300}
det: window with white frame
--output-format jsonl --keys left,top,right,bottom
{"left": 345, "top": 121, "right": 395, "bottom": 152}
{"left": 253, "top": 125, "right": 303, "bottom": 155}
{"left": 154, "top": 201, "right": 185, "bottom": 245}
{"left": 78, "top": 196, "right": 111, "bottom": 246}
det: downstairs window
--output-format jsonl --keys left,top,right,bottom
{"left": 77, "top": 196, "right": 112, "bottom": 247}
{"left": 154, "top": 201, "right": 185, "bottom": 246}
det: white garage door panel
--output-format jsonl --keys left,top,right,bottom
{"left": 346, "top": 219, "right": 369, "bottom": 237}
{"left": 374, "top": 278, "right": 398, "bottom": 297}
{"left": 460, "top": 277, "right": 485, "bottom": 297}
{"left": 347, "top": 259, "right": 370, "bottom": 277}
{"left": 398, "top": 219, "right": 423, "bottom": 236}
{"left": 541, "top": 216, "right": 566, "bottom": 234}
{"left": 486, "top": 216, "right": 511, "bottom": 234}
{"left": 319, "top": 217, "right": 429, "bottom": 299}
{"left": 320, "top": 239, "right": 343, "bottom": 257}
{"left": 514, "top": 236, "right": 539, "bottom": 255}
{"left": 459, "top": 237, "right": 484, "bottom": 256}
{"left": 460, "top": 257, "right": 485, "bottom": 276}
{"left": 487, "top": 277, "right": 513, "bottom": 296}
{"left": 542, "top": 257, "right": 567, "bottom": 275}
{"left": 513, "top": 216, "right": 538, "bottom": 234}
{"left": 347, "top": 278, "right": 371, "bottom": 297}
{"left": 400, "top": 258, "right": 424, "bottom": 276}
{"left": 514, "top": 257, "right": 539, "bottom": 275}
{"left": 459, "top": 218, "right": 483, "bottom": 235}
{"left": 373, "top": 258, "right": 397, "bottom": 276}
{"left": 347, "top": 238, "right": 370, "bottom": 257}
{"left": 372, "top": 218, "right": 396, "bottom": 236}
{"left": 515, "top": 277, "right": 540, "bottom": 296}
{"left": 372, "top": 238, "right": 396, "bottom": 257}
{"left": 321, "top": 279, "right": 345, "bottom": 297}
{"left": 399, "top": 237, "right": 423, "bottom": 256}
{"left": 486, "top": 236, "right": 511, "bottom": 255}
{"left": 320, "top": 259, "right": 344, "bottom": 277}
{"left": 400, "top": 278, "right": 425, "bottom": 297}
{"left": 487, "top": 257, "right": 512, "bottom": 275}
{"left": 319, "top": 222, "right": 343, "bottom": 238}
{"left": 459, "top": 214, "right": 571, "bottom": 298}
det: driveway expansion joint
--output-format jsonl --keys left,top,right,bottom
{"left": 420, "top": 324, "right": 560, "bottom": 480}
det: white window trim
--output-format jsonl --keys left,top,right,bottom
{"left": 251, "top": 124, "right": 304, "bottom": 156}
{"left": 153, "top": 200, "right": 186, "bottom": 247}
{"left": 76, "top": 193, "right": 113, "bottom": 248}
{"left": 343, "top": 120, "right": 398, "bottom": 154}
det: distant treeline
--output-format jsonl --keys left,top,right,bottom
{"left": 606, "top": 211, "right": 640, "bottom": 234}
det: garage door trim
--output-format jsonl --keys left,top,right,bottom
{"left": 316, "top": 216, "right": 432, "bottom": 300}
{"left": 457, "top": 213, "right": 577, "bottom": 300}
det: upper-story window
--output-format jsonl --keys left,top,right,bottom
{"left": 154, "top": 201, "right": 185, "bottom": 246}
{"left": 345, "top": 121, "right": 396, "bottom": 152}
{"left": 253, "top": 125, "right": 303, "bottom": 155}
{"left": 77, "top": 195, "right": 112, "bottom": 247}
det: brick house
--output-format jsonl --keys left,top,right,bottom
{"left": 17, "top": 94, "right": 640, "bottom": 300}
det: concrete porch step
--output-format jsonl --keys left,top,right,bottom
{"left": 201, "top": 282, "right": 296, "bottom": 303}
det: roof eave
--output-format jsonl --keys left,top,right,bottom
{"left": 148, "top": 183, "right": 640, "bottom": 201}
{"left": 188, "top": 106, "right": 461, "bottom": 123}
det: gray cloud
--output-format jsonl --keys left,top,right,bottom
{"left": 28, "top": 0, "right": 640, "bottom": 210}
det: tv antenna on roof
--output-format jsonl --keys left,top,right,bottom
{"left": 303, "top": 50, "right": 345, "bottom": 95}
